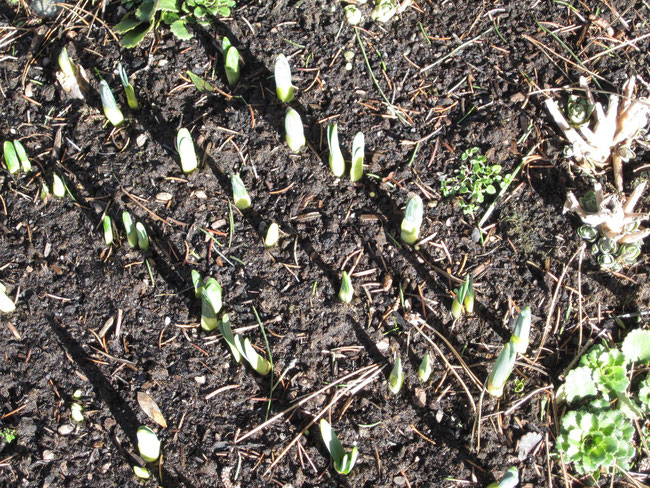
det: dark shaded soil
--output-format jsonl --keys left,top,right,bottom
{"left": 1, "top": 0, "right": 650, "bottom": 486}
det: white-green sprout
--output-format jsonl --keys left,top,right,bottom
{"left": 13, "top": 141, "right": 31, "bottom": 172}
{"left": 451, "top": 274, "right": 474, "bottom": 319}
{"left": 133, "top": 466, "right": 151, "bottom": 479}
{"left": 0, "top": 283, "right": 16, "bottom": 314}
{"left": 234, "top": 335, "right": 271, "bottom": 375}
{"left": 99, "top": 80, "right": 124, "bottom": 126}
{"left": 285, "top": 108, "right": 306, "bottom": 153}
{"left": 218, "top": 314, "right": 242, "bottom": 363}
{"left": 418, "top": 352, "right": 432, "bottom": 382}
{"left": 388, "top": 356, "right": 404, "bottom": 394}
{"left": 371, "top": 0, "right": 405, "bottom": 22}
{"left": 70, "top": 402, "right": 84, "bottom": 423}
{"left": 486, "top": 467, "right": 519, "bottom": 488}
{"left": 40, "top": 182, "right": 50, "bottom": 200}
{"left": 122, "top": 211, "right": 138, "bottom": 248}
{"left": 58, "top": 47, "right": 76, "bottom": 78}
{"left": 3, "top": 141, "right": 19, "bottom": 174}
{"left": 135, "top": 222, "right": 149, "bottom": 251}
{"left": 201, "top": 278, "right": 223, "bottom": 332}
{"left": 264, "top": 222, "right": 280, "bottom": 247}
{"left": 118, "top": 63, "right": 138, "bottom": 109}
{"left": 176, "top": 128, "right": 198, "bottom": 174}
{"left": 136, "top": 426, "right": 160, "bottom": 463}
{"left": 191, "top": 270, "right": 204, "bottom": 298}
{"left": 350, "top": 131, "right": 364, "bottom": 182}
{"left": 344, "top": 5, "right": 363, "bottom": 25}
{"left": 223, "top": 38, "right": 240, "bottom": 86}
{"left": 327, "top": 123, "right": 345, "bottom": 177}
{"left": 487, "top": 341, "right": 517, "bottom": 397}
{"left": 274, "top": 54, "right": 294, "bottom": 103}
{"left": 103, "top": 215, "right": 113, "bottom": 246}
{"left": 400, "top": 195, "right": 423, "bottom": 245}
{"left": 52, "top": 173, "right": 66, "bottom": 198}
{"left": 231, "top": 174, "right": 251, "bottom": 210}
{"left": 338, "top": 270, "right": 353, "bottom": 304}
{"left": 56, "top": 47, "right": 87, "bottom": 100}
{"left": 509, "top": 307, "right": 531, "bottom": 355}
{"left": 320, "top": 419, "right": 358, "bottom": 475}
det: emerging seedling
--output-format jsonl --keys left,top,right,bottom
{"left": 70, "top": 402, "right": 84, "bottom": 423}
{"left": 344, "top": 5, "right": 363, "bottom": 25}
{"left": 223, "top": 37, "right": 240, "bottom": 86}
{"left": 218, "top": 314, "right": 242, "bottom": 363}
{"left": 136, "top": 426, "right": 160, "bottom": 463}
{"left": 487, "top": 341, "right": 517, "bottom": 397}
{"left": 103, "top": 215, "right": 114, "bottom": 246}
{"left": 350, "top": 131, "right": 364, "bottom": 182}
{"left": 234, "top": 335, "right": 271, "bottom": 375}
{"left": 338, "top": 270, "right": 353, "bottom": 304}
{"left": 133, "top": 466, "right": 151, "bottom": 479}
{"left": 327, "top": 123, "right": 345, "bottom": 177}
{"left": 176, "top": 128, "right": 198, "bottom": 174}
{"left": 486, "top": 467, "right": 518, "bottom": 488}
{"left": 274, "top": 54, "right": 294, "bottom": 103}
{"left": 191, "top": 270, "right": 204, "bottom": 298}
{"left": 99, "top": 80, "right": 124, "bottom": 126}
{"left": 264, "top": 222, "right": 280, "bottom": 247}
{"left": 52, "top": 174, "right": 66, "bottom": 198}
{"left": 388, "top": 357, "right": 404, "bottom": 394}
{"left": 122, "top": 211, "right": 138, "bottom": 248}
{"left": 320, "top": 419, "right": 358, "bottom": 475}
{"left": 418, "top": 352, "right": 432, "bottom": 382}
{"left": 231, "top": 174, "right": 251, "bottom": 210}
{"left": 3, "top": 141, "right": 19, "bottom": 174}
{"left": 13, "top": 141, "right": 31, "bottom": 172}
{"left": 400, "top": 195, "right": 423, "bottom": 245}
{"left": 509, "top": 307, "right": 531, "bottom": 354}
{"left": 285, "top": 108, "right": 305, "bottom": 153}
{"left": 135, "top": 222, "right": 149, "bottom": 251}
{"left": 201, "top": 278, "right": 223, "bottom": 331}
{"left": 118, "top": 63, "right": 138, "bottom": 109}
{"left": 56, "top": 47, "right": 89, "bottom": 100}
{"left": 451, "top": 274, "right": 474, "bottom": 319}
{"left": 0, "top": 283, "right": 16, "bottom": 314}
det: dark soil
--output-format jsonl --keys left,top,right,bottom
{"left": 1, "top": 0, "right": 650, "bottom": 486}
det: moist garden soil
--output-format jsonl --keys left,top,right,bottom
{"left": 1, "top": 0, "right": 650, "bottom": 486}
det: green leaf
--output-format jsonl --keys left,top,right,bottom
{"left": 114, "top": 15, "right": 143, "bottom": 34}
{"left": 320, "top": 419, "right": 346, "bottom": 464}
{"left": 121, "top": 23, "right": 153, "bottom": 48}
{"left": 155, "top": 0, "right": 179, "bottom": 13}
{"left": 194, "top": 5, "right": 207, "bottom": 17}
{"left": 161, "top": 11, "right": 180, "bottom": 23}
{"left": 557, "top": 366, "right": 597, "bottom": 403}
{"left": 622, "top": 329, "right": 650, "bottom": 362}
{"left": 170, "top": 19, "right": 192, "bottom": 39}
{"left": 186, "top": 70, "right": 215, "bottom": 92}
{"left": 135, "top": 0, "right": 155, "bottom": 21}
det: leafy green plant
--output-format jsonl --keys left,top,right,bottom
{"left": 0, "top": 428, "right": 17, "bottom": 443}
{"left": 320, "top": 419, "right": 358, "bottom": 475}
{"left": 440, "top": 147, "right": 512, "bottom": 215}
{"left": 555, "top": 330, "right": 650, "bottom": 477}
{"left": 115, "top": 0, "right": 236, "bottom": 48}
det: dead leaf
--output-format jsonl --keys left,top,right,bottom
{"left": 137, "top": 392, "right": 167, "bottom": 428}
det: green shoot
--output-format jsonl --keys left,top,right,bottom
{"left": 223, "top": 37, "right": 240, "bottom": 86}
{"left": 487, "top": 341, "right": 516, "bottom": 397}
{"left": 418, "top": 352, "right": 432, "bottom": 382}
{"left": 285, "top": 108, "right": 305, "bottom": 153}
{"left": 133, "top": 466, "right": 151, "bottom": 479}
{"left": 0, "top": 428, "right": 16, "bottom": 443}
{"left": 400, "top": 195, "right": 423, "bottom": 245}
{"left": 13, "top": 141, "right": 31, "bottom": 172}
{"left": 176, "top": 128, "right": 198, "bottom": 174}
{"left": 58, "top": 47, "right": 76, "bottom": 78}
{"left": 264, "top": 222, "right": 280, "bottom": 247}
{"left": 274, "top": 54, "right": 294, "bottom": 103}
{"left": 0, "top": 283, "right": 16, "bottom": 314}
{"left": 338, "top": 270, "right": 353, "bottom": 303}
{"left": 320, "top": 419, "right": 358, "bottom": 475}
{"left": 99, "top": 80, "right": 124, "bottom": 126}
{"left": 218, "top": 313, "right": 242, "bottom": 363}
{"left": 3, "top": 141, "right": 19, "bottom": 174}
{"left": 135, "top": 222, "right": 149, "bottom": 251}
{"left": 52, "top": 174, "right": 66, "bottom": 198}
{"left": 122, "top": 211, "right": 138, "bottom": 248}
{"left": 451, "top": 274, "right": 473, "bottom": 319}
{"left": 201, "top": 278, "right": 223, "bottom": 331}
{"left": 230, "top": 174, "right": 251, "bottom": 210}
{"left": 136, "top": 426, "right": 160, "bottom": 463}
{"left": 388, "top": 356, "right": 404, "bottom": 394}
{"left": 486, "top": 467, "right": 518, "bottom": 488}
{"left": 327, "top": 123, "right": 345, "bottom": 177}
{"left": 350, "top": 131, "right": 364, "bottom": 182}
{"left": 191, "top": 270, "right": 204, "bottom": 298}
{"left": 40, "top": 182, "right": 50, "bottom": 200}
{"left": 234, "top": 335, "right": 271, "bottom": 375}
{"left": 70, "top": 402, "right": 84, "bottom": 423}
{"left": 118, "top": 63, "right": 138, "bottom": 109}
{"left": 510, "top": 307, "right": 531, "bottom": 354}
{"left": 103, "top": 215, "right": 113, "bottom": 246}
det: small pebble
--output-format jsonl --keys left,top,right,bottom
{"left": 58, "top": 424, "right": 74, "bottom": 435}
